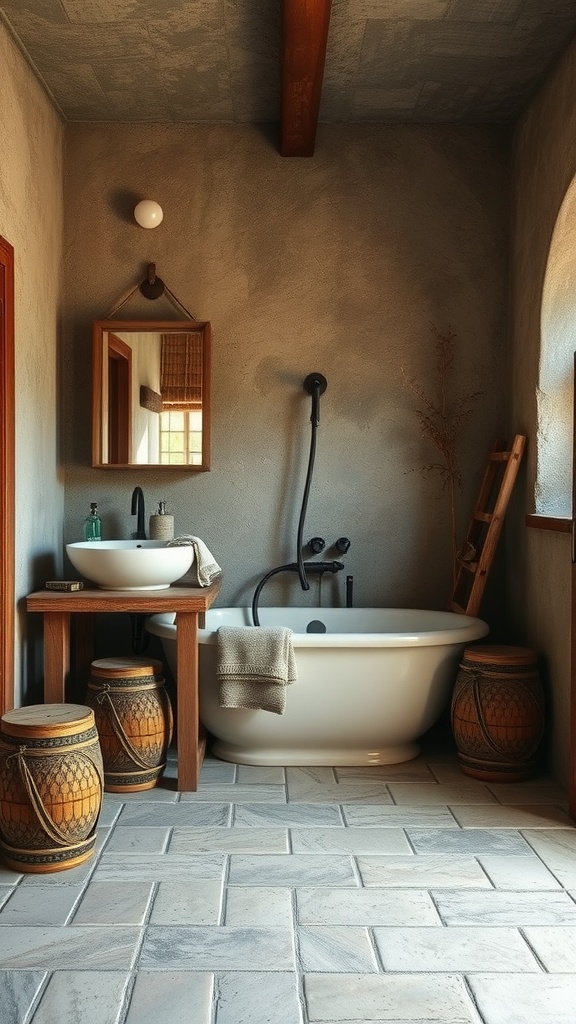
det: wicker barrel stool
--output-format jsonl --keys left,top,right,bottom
{"left": 451, "top": 645, "right": 545, "bottom": 782}
{"left": 0, "top": 704, "right": 104, "bottom": 872}
{"left": 86, "top": 657, "right": 173, "bottom": 792}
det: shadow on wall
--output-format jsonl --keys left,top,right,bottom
{"left": 22, "top": 552, "right": 59, "bottom": 704}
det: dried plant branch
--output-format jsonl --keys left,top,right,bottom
{"left": 401, "top": 324, "right": 482, "bottom": 588}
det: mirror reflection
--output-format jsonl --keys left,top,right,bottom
{"left": 92, "top": 320, "right": 211, "bottom": 469}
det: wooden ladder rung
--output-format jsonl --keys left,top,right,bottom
{"left": 456, "top": 560, "right": 478, "bottom": 572}
{"left": 448, "top": 434, "right": 526, "bottom": 618}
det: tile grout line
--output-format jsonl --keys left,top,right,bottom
{"left": 462, "top": 972, "right": 490, "bottom": 1024}
{"left": 517, "top": 925, "right": 554, "bottom": 974}
{"left": 291, "top": 887, "right": 310, "bottom": 1024}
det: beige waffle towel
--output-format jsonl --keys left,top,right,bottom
{"left": 167, "top": 535, "right": 221, "bottom": 586}
{"left": 216, "top": 626, "right": 297, "bottom": 715}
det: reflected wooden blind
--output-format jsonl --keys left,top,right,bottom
{"left": 160, "top": 333, "right": 203, "bottom": 408}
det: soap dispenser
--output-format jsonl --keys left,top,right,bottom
{"left": 83, "top": 502, "right": 102, "bottom": 542}
{"left": 149, "top": 500, "right": 174, "bottom": 541}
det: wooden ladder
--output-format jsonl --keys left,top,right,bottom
{"left": 448, "top": 434, "right": 526, "bottom": 617}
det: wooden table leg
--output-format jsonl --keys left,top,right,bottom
{"left": 43, "top": 611, "right": 71, "bottom": 703}
{"left": 175, "top": 611, "right": 199, "bottom": 791}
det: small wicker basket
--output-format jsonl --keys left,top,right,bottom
{"left": 0, "top": 703, "right": 103, "bottom": 872}
{"left": 451, "top": 645, "right": 545, "bottom": 781}
{"left": 86, "top": 657, "right": 173, "bottom": 792}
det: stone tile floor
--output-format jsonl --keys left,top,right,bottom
{"left": 1, "top": 738, "right": 576, "bottom": 1023}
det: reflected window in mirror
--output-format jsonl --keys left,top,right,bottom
{"left": 160, "top": 408, "right": 203, "bottom": 465}
{"left": 92, "top": 320, "right": 211, "bottom": 470}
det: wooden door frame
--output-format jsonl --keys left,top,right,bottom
{"left": 108, "top": 333, "right": 132, "bottom": 464}
{"left": 0, "top": 237, "right": 15, "bottom": 715}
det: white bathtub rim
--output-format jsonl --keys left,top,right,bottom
{"left": 145, "top": 607, "right": 489, "bottom": 648}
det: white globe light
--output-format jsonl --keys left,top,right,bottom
{"left": 134, "top": 199, "right": 164, "bottom": 229}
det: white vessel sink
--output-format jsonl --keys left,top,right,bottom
{"left": 66, "top": 540, "right": 194, "bottom": 591}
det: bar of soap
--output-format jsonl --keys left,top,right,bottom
{"left": 45, "top": 580, "right": 84, "bottom": 591}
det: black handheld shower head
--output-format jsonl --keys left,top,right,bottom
{"left": 303, "top": 373, "right": 327, "bottom": 396}
{"left": 303, "top": 373, "right": 327, "bottom": 425}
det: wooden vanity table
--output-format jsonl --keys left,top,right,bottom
{"left": 26, "top": 581, "right": 221, "bottom": 792}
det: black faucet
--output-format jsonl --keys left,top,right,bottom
{"left": 251, "top": 559, "right": 345, "bottom": 626}
{"left": 131, "top": 486, "right": 146, "bottom": 539}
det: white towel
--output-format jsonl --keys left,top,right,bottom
{"left": 216, "top": 626, "right": 297, "bottom": 715}
{"left": 167, "top": 535, "right": 221, "bottom": 586}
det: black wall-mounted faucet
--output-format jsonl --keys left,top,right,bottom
{"left": 131, "top": 486, "right": 146, "bottom": 540}
{"left": 300, "top": 560, "right": 344, "bottom": 575}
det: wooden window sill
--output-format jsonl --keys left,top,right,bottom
{"left": 525, "top": 514, "right": 572, "bottom": 533}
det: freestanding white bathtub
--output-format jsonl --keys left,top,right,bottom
{"left": 145, "top": 606, "right": 489, "bottom": 766}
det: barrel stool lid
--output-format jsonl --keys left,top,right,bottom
{"left": 462, "top": 644, "right": 538, "bottom": 667}
{"left": 1, "top": 703, "right": 95, "bottom": 738}
{"left": 90, "top": 657, "right": 163, "bottom": 679}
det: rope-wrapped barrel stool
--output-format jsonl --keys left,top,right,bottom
{"left": 86, "top": 657, "right": 173, "bottom": 792}
{"left": 0, "top": 704, "right": 104, "bottom": 872}
{"left": 451, "top": 645, "right": 545, "bottom": 782}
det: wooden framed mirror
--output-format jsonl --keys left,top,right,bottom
{"left": 92, "top": 320, "right": 211, "bottom": 470}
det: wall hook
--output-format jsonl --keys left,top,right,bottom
{"left": 139, "top": 262, "right": 165, "bottom": 300}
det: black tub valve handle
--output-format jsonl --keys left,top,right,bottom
{"left": 308, "top": 537, "right": 326, "bottom": 554}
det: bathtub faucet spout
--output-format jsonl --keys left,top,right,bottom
{"left": 251, "top": 560, "right": 345, "bottom": 626}
{"left": 302, "top": 560, "right": 344, "bottom": 575}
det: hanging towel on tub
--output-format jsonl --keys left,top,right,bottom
{"left": 216, "top": 626, "right": 297, "bottom": 715}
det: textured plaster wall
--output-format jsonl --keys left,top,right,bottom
{"left": 0, "top": 22, "right": 64, "bottom": 705}
{"left": 62, "top": 123, "right": 508, "bottom": 648}
{"left": 510, "top": 35, "right": 576, "bottom": 784}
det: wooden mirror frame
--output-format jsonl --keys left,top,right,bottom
{"left": 92, "top": 319, "right": 211, "bottom": 470}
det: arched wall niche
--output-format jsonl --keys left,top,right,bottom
{"left": 537, "top": 176, "right": 576, "bottom": 515}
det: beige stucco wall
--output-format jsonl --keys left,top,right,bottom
{"left": 0, "top": 22, "right": 64, "bottom": 705}
{"left": 510, "top": 36, "right": 576, "bottom": 784}
{"left": 62, "top": 123, "right": 509, "bottom": 654}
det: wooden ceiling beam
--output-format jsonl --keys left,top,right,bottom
{"left": 280, "top": 0, "right": 332, "bottom": 157}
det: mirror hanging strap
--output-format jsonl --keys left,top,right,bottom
{"left": 106, "top": 264, "right": 199, "bottom": 320}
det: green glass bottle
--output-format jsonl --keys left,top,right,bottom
{"left": 83, "top": 502, "right": 102, "bottom": 542}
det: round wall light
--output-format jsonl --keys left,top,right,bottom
{"left": 134, "top": 199, "right": 164, "bottom": 229}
